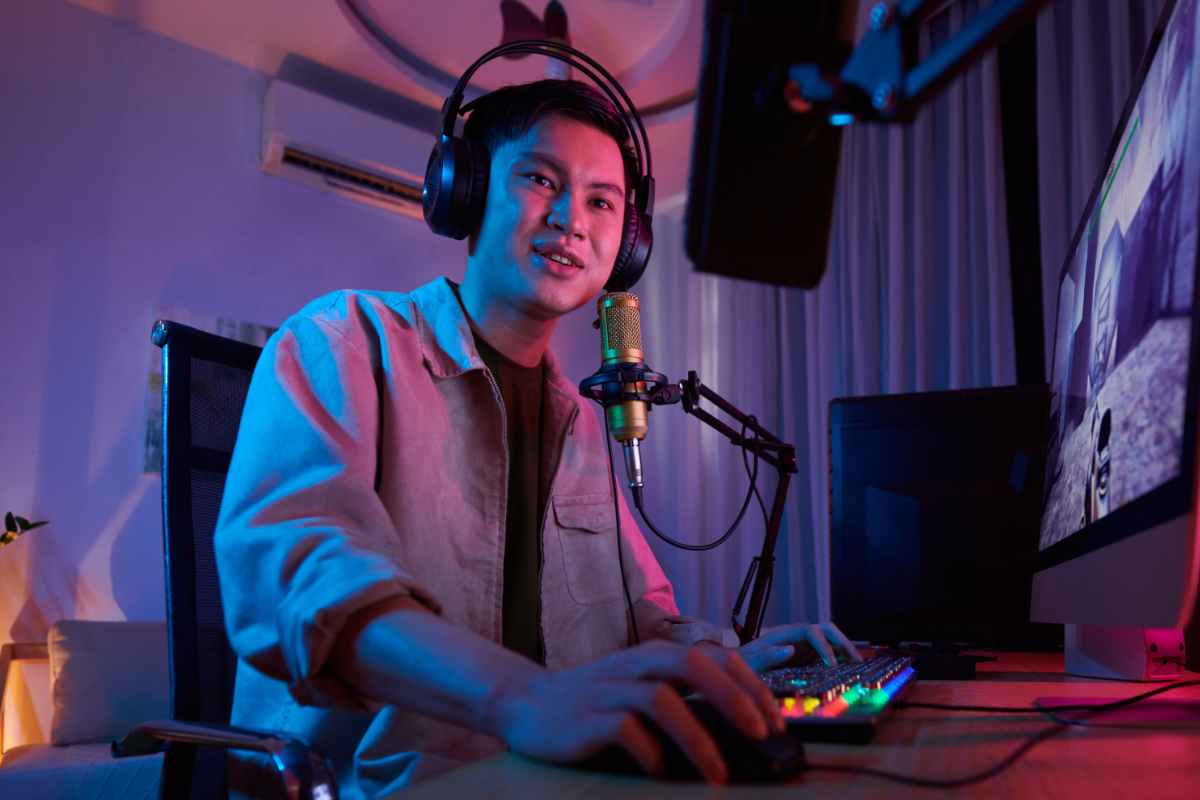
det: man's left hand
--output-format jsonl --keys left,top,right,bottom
{"left": 732, "top": 622, "right": 862, "bottom": 674}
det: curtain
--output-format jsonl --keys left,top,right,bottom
{"left": 1036, "top": 0, "right": 1163, "bottom": 366}
{"left": 638, "top": 0, "right": 1017, "bottom": 629}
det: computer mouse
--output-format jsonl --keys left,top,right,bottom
{"left": 576, "top": 697, "right": 805, "bottom": 783}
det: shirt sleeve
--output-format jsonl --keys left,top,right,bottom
{"left": 215, "top": 305, "right": 439, "bottom": 712}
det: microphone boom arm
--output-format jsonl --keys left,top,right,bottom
{"left": 674, "top": 372, "right": 797, "bottom": 645}
{"left": 579, "top": 361, "right": 799, "bottom": 645}
{"left": 793, "top": 0, "right": 1052, "bottom": 123}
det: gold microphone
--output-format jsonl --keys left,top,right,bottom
{"left": 595, "top": 292, "right": 649, "bottom": 492}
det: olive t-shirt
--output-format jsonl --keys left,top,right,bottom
{"left": 474, "top": 333, "right": 546, "bottom": 664}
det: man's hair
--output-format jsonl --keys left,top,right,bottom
{"left": 462, "top": 79, "right": 640, "bottom": 197}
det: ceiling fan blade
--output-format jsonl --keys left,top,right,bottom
{"left": 543, "top": 0, "right": 569, "bottom": 44}
{"left": 500, "top": 0, "right": 546, "bottom": 58}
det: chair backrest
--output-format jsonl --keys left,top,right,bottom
{"left": 154, "top": 319, "right": 262, "bottom": 800}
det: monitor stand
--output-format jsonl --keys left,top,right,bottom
{"left": 1064, "top": 625, "right": 1186, "bottom": 681}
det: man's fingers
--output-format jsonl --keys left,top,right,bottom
{"left": 681, "top": 649, "right": 772, "bottom": 741}
{"left": 722, "top": 650, "right": 786, "bottom": 732}
{"left": 821, "top": 622, "right": 863, "bottom": 662}
{"left": 603, "top": 681, "right": 728, "bottom": 784}
{"left": 647, "top": 683, "right": 729, "bottom": 784}
{"left": 741, "top": 644, "right": 793, "bottom": 675}
{"left": 757, "top": 625, "right": 834, "bottom": 663}
{"left": 758, "top": 622, "right": 862, "bottom": 664}
{"left": 693, "top": 645, "right": 785, "bottom": 733}
{"left": 793, "top": 625, "right": 837, "bottom": 665}
{"left": 614, "top": 713, "right": 665, "bottom": 778}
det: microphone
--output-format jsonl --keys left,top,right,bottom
{"left": 579, "top": 293, "right": 677, "bottom": 508}
{"left": 596, "top": 292, "right": 650, "bottom": 503}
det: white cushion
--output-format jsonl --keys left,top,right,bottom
{"left": 0, "top": 743, "right": 161, "bottom": 800}
{"left": 48, "top": 621, "right": 170, "bottom": 746}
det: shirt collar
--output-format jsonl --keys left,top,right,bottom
{"left": 406, "top": 277, "right": 481, "bottom": 379}
{"left": 404, "top": 277, "right": 583, "bottom": 408}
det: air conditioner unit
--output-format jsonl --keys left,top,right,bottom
{"left": 262, "top": 80, "right": 432, "bottom": 220}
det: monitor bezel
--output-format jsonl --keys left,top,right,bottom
{"left": 1035, "top": 0, "right": 1200, "bottom": 575}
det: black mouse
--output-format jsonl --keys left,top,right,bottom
{"left": 576, "top": 698, "right": 805, "bottom": 783}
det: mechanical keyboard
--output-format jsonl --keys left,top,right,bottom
{"left": 760, "top": 655, "right": 918, "bottom": 743}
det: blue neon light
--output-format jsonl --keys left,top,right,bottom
{"left": 830, "top": 113, "right": 855, "bottom": 126}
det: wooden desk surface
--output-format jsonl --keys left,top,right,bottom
{"left": 391, "top": 653, "right": 1200, "bottom": 799}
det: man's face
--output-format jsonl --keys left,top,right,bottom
{"left": 467, "top": 115, "right": 627, "bottom": 320}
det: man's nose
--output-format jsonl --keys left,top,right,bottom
{"left": 548, "top": 192, "right": 585, "bottom": 238}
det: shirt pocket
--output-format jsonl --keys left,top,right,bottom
{"left": 553, "top": 493, "right": 624, "bottom": 605}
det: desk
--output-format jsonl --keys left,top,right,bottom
{"left": 391, "top": 653, "right": 1200, "bottom": 799}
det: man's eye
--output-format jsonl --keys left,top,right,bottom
{"left": 528, "top": 173, "right": 553, "bottom": 189}
{"left": 593, "top": 198, "right": 615, "bottom": 210}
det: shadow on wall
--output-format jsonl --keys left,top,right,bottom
{"left": 4, "top": 247, "right": 164, "bottom": 644}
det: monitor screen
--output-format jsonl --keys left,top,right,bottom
{"left": 684, "top": 0, "right": 851, "bottom": 289}
{"left": 1040, "top": 0, "right": 1200, "bottom": 556}
{"left": 830, "top": 386, "right": 1062, "bottom": 648}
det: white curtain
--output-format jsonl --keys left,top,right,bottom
{"left": 1036, "top": 0, "right": 1164, "bottom": 365}
{"left": 636, "top": 0, "right": 1017, "bottom": 629}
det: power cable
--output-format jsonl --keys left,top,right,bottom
{"left": 806, "top": 679, "right": 1200, "bottom": 788}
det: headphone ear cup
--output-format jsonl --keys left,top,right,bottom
{"left": 423, "top": 136, "right": 454, "bottom": 236}
{"left": 606, "top": 201, "right": 653, "bottom": 292}
{"left": 424, "top": 134, "right": 490, "bottom": 240}
{"left": 459, "top": 138, "right": 490, "bottom": 240}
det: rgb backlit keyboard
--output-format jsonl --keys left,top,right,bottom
{"left": 760, "top": 656, "right": 918, "bottom": 743}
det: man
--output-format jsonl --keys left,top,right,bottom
{"left": 215, "top": 80, "right": 857, "bottom": 799}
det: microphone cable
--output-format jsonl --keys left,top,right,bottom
{"left": 741, "top": 417, "right": 772, "bottom": 528}
{"left": 601, "top": 415, "right": 767, "bottom": 645}
{"left": 604, "top": 415, "right": 641, "bottom": 645}
{"left": 635, "top": 418, "right": 764, "bottom": 552}
{"left": 741, "top": 419, "right": 775, "bottom": 615}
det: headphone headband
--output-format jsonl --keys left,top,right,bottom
{"left": 440, "top": 41, "right": 653, "bottom": 192}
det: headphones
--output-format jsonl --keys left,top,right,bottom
{"left": 422, "top": 41, "right": 655, "bottom": 293}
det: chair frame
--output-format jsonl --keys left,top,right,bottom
{"left": 125, "top": 319, "right": 336, "bottom": 800}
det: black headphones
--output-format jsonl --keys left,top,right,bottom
{"left": 422, "top": 41, "right": 655, "bottom": 293}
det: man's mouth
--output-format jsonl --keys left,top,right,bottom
{"left": 534, "top": 245, "right": 582, "bottom": 269}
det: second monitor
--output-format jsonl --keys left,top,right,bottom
{"left": 830, "top": 385, "right": 1062, "bottom": 648}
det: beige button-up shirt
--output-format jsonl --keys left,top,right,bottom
{"left": 215, "top": 278, "right": 677, "bottom": 798}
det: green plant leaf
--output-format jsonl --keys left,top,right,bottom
{"left": 4, "top": 512, "right": 15, "bottom": 534}
{"left": 23, "top": 520, "right": 49, "bottom": 531}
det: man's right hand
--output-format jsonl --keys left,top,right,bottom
{"left": 487, "top": 639, "right": 784, "bottom": 784}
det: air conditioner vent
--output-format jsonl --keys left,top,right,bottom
{"left": 281, "top": 148, "right": 424, "bottom": 210}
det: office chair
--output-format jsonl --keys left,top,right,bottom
{"left": 112, "top": 320, "right": 337, "bottom": 800}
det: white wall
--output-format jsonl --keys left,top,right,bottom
{"left": 0, "top": 0, "right": 608, "bottom": 646}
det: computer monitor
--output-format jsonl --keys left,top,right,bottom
{"left": 829, "top": 386, "right": 1062, "bottom": 649}
{"left": 1031, "top": 0, "right": 1200, "bottom": 678}
{"left": 684, "top": 0, "right": 853, "bottom": 289}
